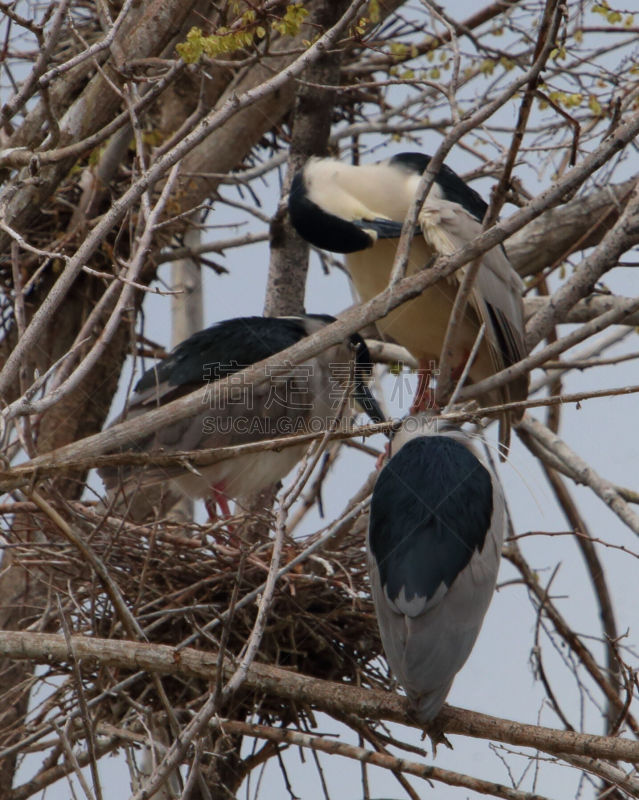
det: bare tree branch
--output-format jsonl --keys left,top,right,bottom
{"left": 1, "top": 630, "right": 638, "bottom": 764}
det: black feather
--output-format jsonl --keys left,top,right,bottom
{"left": 485, "top": 301, "right": 522, "bottom": 368}
{"left": 135, "top": 316, "right": 314, "bottom": 393}
{"left": 298, "top": 314, "right": 385, "bottom": 424}
{"left": 389, "top": 152, "right": 488, "bottom": 223}
{"left": 369, "top": 436, "right": 493, "bottom": 605}
{"left": 349, "top": 334, "right": 385, "bottom": 424}
{"left": 134, "top": 314, "right": 385, "bottom": 425}
{"left": 352, "top": 218, "right": 404, "bottom": 239}
{"left": 288, "top": 172, "right": 374, "bottom": 253}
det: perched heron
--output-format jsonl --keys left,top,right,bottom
{"left": 100, "top": 314, "right": 385, "bottom": 520}
{"left": 367, "top": 414, "right": 505, "bottom": 724}
{"left": 288, "top": 152, "right": 528, "bottom": 449}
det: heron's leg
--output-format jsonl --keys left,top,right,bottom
{"left": 434, "top": 352, "right": 470, "bottom": 406}
{"left": 204, "top": 496, "right": 218, "bottom": 521}
{"left": 375, "top": 441, "right": 391, "bottom": 471}
{"left": 450, "top": 351, "right": 470, "bottom": 384}
{"left": 410, "top": 361, "right": 437, "bottom": 414}
{"left": 419, "top": 719, "right": 453, "bottom": 756}
{"left": 205, "top": 482, "right": 231, "bottom": 521}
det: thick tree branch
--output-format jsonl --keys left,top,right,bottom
{"left": 0, "top": 0, "right": 367, "bottom": 400}
{"left": 1, "top": 630, "right": 638, "bottom": 764}
{"left": 0, "top": 0, "right": 197, "bottom": 253}
{"left": 506, "top": 178, "right": 638, "bottom": 277}
{"left": 526, "top": 177, "right": 639, "bottom": 348}
{"left": 264, "top": 0, "right": 350, "bottom": 316}
{"left": 524, "top": 294, "right": 639, "bottom": 326}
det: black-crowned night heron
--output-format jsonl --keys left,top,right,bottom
{"left": 288, "top": 152, "right": 528, "bottom": 449}
{"left": 367, "top": 413, "right": 505, "bottom": 723}
{"left": 100, "top": 314, "right": 385, "bottom": 520}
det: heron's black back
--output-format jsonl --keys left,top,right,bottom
{"left": 370, "top": 435, "right": 493, "bottom": 606}
{"left": 134, "top": 315, "right": 381, "bottom": 420}
{"left": 389, "top": 152, "right": 488, "bottom": 222}
{"left": 135, "top": 316, "right": 321, "bottom": 394}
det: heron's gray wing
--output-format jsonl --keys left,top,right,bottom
{"left": 474, "top": 240, "right": 526, "bottom": 354}
{"left": 368, "top": 432, "right": 505, "bottom": 722}
{"left": 419, "top": 200, "right": 528, "bottom": 410}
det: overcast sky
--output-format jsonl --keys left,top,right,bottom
{"left": 12, "top": 2, "right": 639, "bottom": 797}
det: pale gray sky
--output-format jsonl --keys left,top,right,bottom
{"left": 11, "top": 1, "right": 639, "bottom": 796}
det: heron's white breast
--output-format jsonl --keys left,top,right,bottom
{"left": 346, "top": 241, "right": 488, "bottom": 368}
{"left": 171, "top": 444, "right": 307, "bottom": 501}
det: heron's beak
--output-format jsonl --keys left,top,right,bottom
{"left": 354, "top": 382, "right": 387, "bottom": 432}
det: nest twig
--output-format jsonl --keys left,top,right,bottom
{"left": 1, "top": 497, "right": 389, "bottom": 753}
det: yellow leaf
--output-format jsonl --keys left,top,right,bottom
{"left": 479, "top": 58, "right": 495, "bottom": 75}
{"left": 589, "top": 95, "right": 602, "bottom": 115}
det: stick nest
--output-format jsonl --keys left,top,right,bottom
{"left": 4, "top": 499, "right": 391, "bottom": 732}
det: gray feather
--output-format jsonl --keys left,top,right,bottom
{"left": 367, "top": 414, "right": 505, "bottom": 723}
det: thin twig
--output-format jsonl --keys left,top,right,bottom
{"left": 217, "top": 718, "right": 554, "bottom": 800}
{"left": 518, "top": 415, "right": 639, "bottom": 537}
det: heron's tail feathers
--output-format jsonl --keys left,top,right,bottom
{"left": 411, "top": 680, "right": 454, "bottom": 725}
